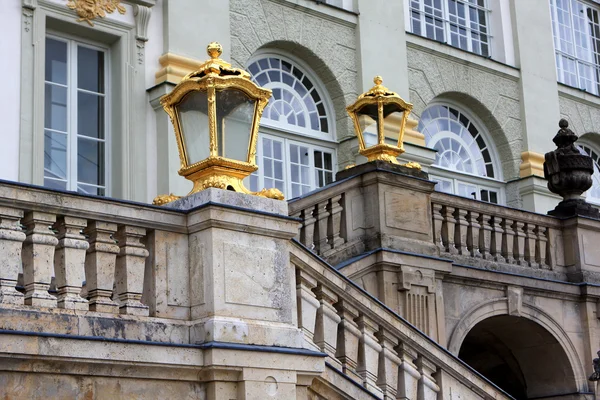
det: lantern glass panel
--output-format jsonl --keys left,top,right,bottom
{"left": 384, "top": 110, "right": 407, "bottom": 141}
{"left": 216, "top": 89, "right": 256, "bottom": 161}
{"left": 178, "top": 91, "right": 210, "bottom": 165}
{"left": 358, "top": 113, "right": 379, "bottom": 147}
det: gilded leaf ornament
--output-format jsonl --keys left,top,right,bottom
{"left": 67, "top": 0, "right": 126, "bottom": 26}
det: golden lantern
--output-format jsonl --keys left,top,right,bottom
{"left": 153, "top": 42, "right": 283, "bottom": 205}
{"left": 346, "top": 76, "right": 420, "bottom": 168}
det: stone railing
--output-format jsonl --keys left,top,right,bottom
{"left": 0, "top": 181, "right": 186, "bottom": 320}
{"left": 291, "top": 241, "right": 510, "bottom": 400}
{"left": 430, "top": 192, "right": 566, "bottom": 276}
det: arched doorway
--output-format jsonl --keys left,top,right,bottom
{"left": 459, "top": 315, "right": 578, "bottom": 399}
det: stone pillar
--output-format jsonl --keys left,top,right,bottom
{"left": 84, "top": 221, "right": 119, "bottom": 313}
{"left": 115, "top": 225, "right": 149, "bottom": 316}
{"left": 22, "top": 211, "right": 58, "bottom": 307}
{"left": 0, "top": 207, "right": 26, "bottom": 305}
{"left": 53, "top": 216, "right": 89, "bottom": 310}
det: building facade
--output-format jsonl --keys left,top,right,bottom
{"left": 1, "top": 0, "right": 600, "bottom": 399}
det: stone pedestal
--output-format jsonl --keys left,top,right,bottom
{"left": 167, "top": 189, "right": 302, "bottom": 347}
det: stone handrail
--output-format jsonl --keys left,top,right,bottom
{"left": 291, "top": 240, "right": 511, "bottom": 399}
{"left": 0, "top": 181, "right": 184, "bottom": 316}
{"left": 430, "top": 192, "right": 565, "bottom": 273}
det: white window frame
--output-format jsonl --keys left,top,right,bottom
{"left": 247, "top": 52, "right": 336, "bottom": 142}
{"left": 44, "top": 32, "right": 111, "bottom": 196}
{"left": 419, "top": 101, "right": 506, "bottom": 204}
{"left": 577, "top": 141, "right": 600, "bottom": 205}
{"left": 251, "top": 131, "right": 337, "bottom": 198}
{"left": 407, "top": 0, "right": 493, "bottom": 57}
{"left": 550, "top": 0, "right": 600, "bottom": 94}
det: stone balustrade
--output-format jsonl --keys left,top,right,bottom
{"left": 290, "top": 242, "right": 510, "bottom": 399}
{"left": 430, "top": 192, "right": 566, "bottom": 276}
{"left": 0, "top": 181, "right": 185, "bottom": 318}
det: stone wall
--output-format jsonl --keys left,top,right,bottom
{"left": 406, "top": 40, "right": 523, "bottom": 181}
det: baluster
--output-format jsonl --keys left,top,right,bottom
{"left": 536, "top": 225, "right": 549, "bottom": 269}
{"left": 524, "top": 223, "right": 538, "bottom": 268}
{"left": 356, "top": 314, "right": 383, "bottom": 396}
{"left": 54, "top": 216, "right": 89, "bottom": 310}
{"left": 22, "top": 212, "right": 58, "bottom": 307}
{"left": 513, "top": 221, "right": 526, "bottom": 266}
{"left": 334, "top": 299, "right": 361, "bottom": 382}
{"left": 313, "top": 284, "right": 341, "bottom": 363}
{"left": 314, "top": 201, "right": 330, "bottom": 254}
{"left": 490, "top": 216, "right": 505, "bottom": 263}
{"left": 453, "top": 208, "right": 469, "bottom": 256}
{"left": 296, "top": 270, "right": 319, "bottom": 347}
{"left": 0, "top": 207, "right": 26, "bottom": 305}
{"left": 478, "top": 213, "right": 493, "bottom": 260}
{"left": 441, "top": 206, "right": 458, "bottom": 254}
{"left": 327, "top": 194, "right": 344, "bottom": 250}
{"left": 84, "top": 221, "right": 119, "bottom": 313}
{"left": 431, "top": 204, "right": 445, "bottom": 253}
{"left": 396, "top": 342, "right": 419, "bottom": 400}
{"left": 415, "top": 356, "right": 440, "bottom": 400}
{"left": 300, "top": 207, "right": 316, "bottom": 250}
{"left": 115, "top": 226, "right": 149, "bottom": 316}
{"left": 466, "top": 211, "right": 481, "bottom": 258}
{"left": 501, "top": 218, "right": 515, "bottom": 264}
{"left": 546, "top": 227, "right": 556, "bottom": 269}
{"left": 375, "top": 327, "right": 401, "bottom": 399}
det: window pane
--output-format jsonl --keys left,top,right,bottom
{"left": 44, "top": 130, "right": 68, "bottom": 180}
{"left": 44, "top": 178, "right": 68, "bottom": 191}
{"left": 77, "top": 137, "right": 105, "bottom": 186}
{"left": 77, "top": 183, "right": 105, "bottom": 196}
{"left": 77, "top": 46, "right": 105, "bottom": 93}
{"left": 78, "top": 92, "right": 104, "bottom": 139}
{"left": 45, "top": 84, "right": 68, "bottom": 132}
{"left": 45, "top": 38, "right": 67, "bottom": 85}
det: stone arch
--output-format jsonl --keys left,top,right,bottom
{"left": 448, "top": 298, "right": 587, "bottom": 395}
{"left": 419, "top": 91, "right": 521, "bottom": 181}
{"left": 229, "top": 0, "right": 358, "bottom": 141}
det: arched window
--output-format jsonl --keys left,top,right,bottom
{"left": 577, "top": 142, "right": 600, "bottom": 204}
{"left": 418, "top": 104, "right": 504, "bottom": 204}
{"left": 246, "top": 55, "right": 336, "bottom": 198}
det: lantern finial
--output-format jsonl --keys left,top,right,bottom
{"left": 207, "top": 42, "right": 223, "bottom": 59}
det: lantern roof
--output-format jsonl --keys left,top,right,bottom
{"left": 347, "top": 76, "right": 412, "bottom": 115}
{"left": 181, "top": 42, "right": 251, "bottom": 81}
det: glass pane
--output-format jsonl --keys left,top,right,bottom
{"left": 324, "top": 153, "right": 333, "bottom": 170}
{"left": 299, "top": 146, "right": 309, "bottom": 166}
{"left": 77, "top": 138, "right": 105, "bottom": 186}
{"left": 78, "top": 92, "right": 104, "bottom": 139}
{"left": 179, "top": 91, "right": 210, "bottom": 165}
{"left": 314, "top": 151, "right": 323, "bottom": 168}
{"left": 44, "top": 84, "right": 68, "bottom": 132}
{"left": 216, "top": 89, "right": 255, "bottom": 161}
{"left": 44, "top": 178, "right": 67, "bottom": 191}
{"left": 45, "top": 38, "right": 67, "bottom": 85}
{"left": 44, "top": 130, "right": 68, "bottom": 180}
{"left": 78, "top": 46, "right": 105, "bottom": 93}
{"left": 77, "top": 183, "right": 105, "bottom": 196}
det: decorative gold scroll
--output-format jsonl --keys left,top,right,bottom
{"left": 67, "top": 0, "right": 126, "bottom": 26}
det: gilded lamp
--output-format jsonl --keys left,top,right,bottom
{"left": 153, "top": 42, "right": 283, "bottom": 205}
{"left": 346, "top": 76, "right": 418, "bottom": 167}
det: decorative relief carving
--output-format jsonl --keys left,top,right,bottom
{"left": 66, "top": 0, "right": 126, "bottom": 26}
{"left": 22, "top": 9, "right": 33, "bottom": 32}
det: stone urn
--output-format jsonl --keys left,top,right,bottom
{"left": 544, "top": 119, "right": 599, "bottom": 219}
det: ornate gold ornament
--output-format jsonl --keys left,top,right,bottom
{"left": 67, "top": 0, "right": 126, "bottom": 26}
{"left": 346, "top": 76, "right": 418, "bottom": 168}
{"left": 153, "top": 42, "right": 283, "bottom": 205}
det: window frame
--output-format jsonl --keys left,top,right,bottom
{"left": 550, "top": 0, "right": 600, "bottom": 95}
{"left": 419, "top": 101, "right": 506, "bottom": 204}
{"left": 44, "top": 32, "right": 111, "bottom": 196}
{"left": 408, "top": 0, "right": 493, "bottom": 57}
{"left": 577, "top": 141, "right": 600, "bottom": 205}
{"left": 247, "top": 52, "right": 337, "bottom": 142}
{"left": 250, "top": 129, "right": 337, "bottom": 199}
